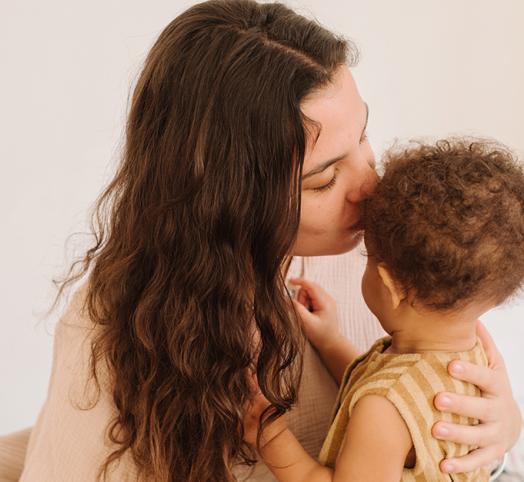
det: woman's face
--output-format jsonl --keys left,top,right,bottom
{"left": 292, "top": 66, "right": 377, "bottom": 256}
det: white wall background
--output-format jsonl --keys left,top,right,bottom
{"left": 1, "top": 0, "right": 523, "bottom": 467}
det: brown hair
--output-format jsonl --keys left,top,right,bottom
{"left": 364, "top": 138, "right": 524, "bottom": 311}
{"left": 47, "top": 1, "right": 354, "bottom": 480}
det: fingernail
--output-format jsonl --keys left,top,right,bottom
{"left": 441, "top": 460, "right": 455, "bottom": 473}
{"left": 451, "top": 362, "right": 464, "bottom": 374}
{"left": 437, "top": 395, "right": 452, "bottom": 408}
{"left": 434, "top": 425, "right": 449, "bottom": 437}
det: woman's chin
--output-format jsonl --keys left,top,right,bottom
{"left": 292, "top": 230, "right": 364, "bottom": 257}
{"left": 337, "top": 230, "right": 364, "bottom": 254}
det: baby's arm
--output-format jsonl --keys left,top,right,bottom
{"left": 331, "top": 395, "right": 413, "bottom": 481}
{"left": 289, "top": 277, "right": 360, "bottom": 384}
{"left": 252, "top": 394, "right": 412, "bottom": 482}
{"left": 256, "top": 419, "right": 334, "bottom": 482}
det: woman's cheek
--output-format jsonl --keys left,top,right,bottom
{"left": 300, "top": 190, "right": 342, "bottom": 237}
{"left": 300, "top": 197, "right": 325, "bottom": 234}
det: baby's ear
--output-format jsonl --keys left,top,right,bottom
{"left": 377, "top": 263, "right": 405, "bottom": 310}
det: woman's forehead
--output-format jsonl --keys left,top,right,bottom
{"left": 301, "top": 67, "right": 367, "bottom": 172}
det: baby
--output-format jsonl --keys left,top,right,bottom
{"left": 245, "top": 138, "right": 524, "bottom": 481}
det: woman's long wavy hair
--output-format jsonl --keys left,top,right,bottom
{"left": 49, "top": 1, "right": 352, "bottom": 480}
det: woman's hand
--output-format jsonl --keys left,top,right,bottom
{"left": 289, "top": 277, "right": 340, "bottom": 349}
{"left": 432, "top": 321, "right": 522, "bottom": 474}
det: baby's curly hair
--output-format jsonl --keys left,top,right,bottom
{"left": 364, "top": 138, "right": 524, "bottom": 311}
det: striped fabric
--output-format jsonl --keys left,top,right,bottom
{"left": 318, "top": 336, "right": 491, "bottom": 481}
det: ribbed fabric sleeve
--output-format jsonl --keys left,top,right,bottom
{"left": 18, "top": 284, "right": 140, "bottom": 482}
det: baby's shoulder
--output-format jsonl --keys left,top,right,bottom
{"left": 380, "top": 352, "right": 481, "bottom": 414}
{"left": 343, "top": 354, "right": 419, "bottom": 414}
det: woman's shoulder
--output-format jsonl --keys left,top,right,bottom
{"left": 56, "top": 280, "right": 95, "bottom": 330}
{"left": 20, "top": 282, "right": 134, "bottom": 481}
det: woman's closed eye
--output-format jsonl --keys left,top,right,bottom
{"left": 312, "top": 168, "right": 338, "bottom": 193}
{"left": 310, "top": 132, "right": 368, "bottom": 193}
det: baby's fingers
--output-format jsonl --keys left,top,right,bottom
{"left": 292, "top": 299, "right": 321, "bottom": 337}
{"left": 289, "top": 277, "right": 334, "bottom": 312}
{"left": 292, "top": 299, "right": 317, "bottom": 323}
{"left": 296, "top": 287, "right": 311, "bottom": 310}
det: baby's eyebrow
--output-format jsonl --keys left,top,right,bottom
{"left": 302, "top": 102, "right": 369, "bottom": 180}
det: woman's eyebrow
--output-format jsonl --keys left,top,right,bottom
{"left": 302, "top": 102, "right": 369, "bottom": 180}
{"left": 302, "top": 154, "right": 345, "bottom": 180}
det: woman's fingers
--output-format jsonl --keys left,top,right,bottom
{"left": 447, "top": 359, "right": 501, "bottom": 396}
{"left": 432, "top": 419, "right": 498, "bottom": 447}
{"left": 434, "top": 391, "right": 496, "bottom": 422}
{"left": 439, "top": 447, "right": 498, "bottom": 474}
{"left": 440, "top": 326, "right": 522, "bottom": 468}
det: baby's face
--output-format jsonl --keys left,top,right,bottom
{"left": 361, "top": 238, "right": 397, "bottom": 334}
{"left": 361, "top": 251, "right": 384, "bottom": 319}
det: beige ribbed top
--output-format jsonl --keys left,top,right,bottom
{"left": 17, "top": 244, "right": 384, "bottom": 481}
{"left": 318, "top": 336, "right": 490, "bottom": 482}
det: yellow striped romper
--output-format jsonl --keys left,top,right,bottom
{"left": 318, "top": 336, "right": 490, "bottom": 481}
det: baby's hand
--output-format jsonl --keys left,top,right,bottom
{"left": 289, "top": 277, "right": 340, "bottom": 350}
{"left": 243, "top": 387, "right": 271, "bottom": 447}
{"left": 243, "top": 371, "right": 287, "bottom": 449}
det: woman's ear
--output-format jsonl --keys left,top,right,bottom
{"left": 377, "top": 263, "right": 405, "bottom": 310}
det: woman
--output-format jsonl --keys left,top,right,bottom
{"left": 13, "top": 1, "right": 521, "bottom": 481}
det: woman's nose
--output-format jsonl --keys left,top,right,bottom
{"left": 346, "top": 163, "right": 378, "bottom": 203}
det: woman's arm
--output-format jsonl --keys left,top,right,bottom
{"left": 432, "top": 321, "right": 522, "bottom": 474}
